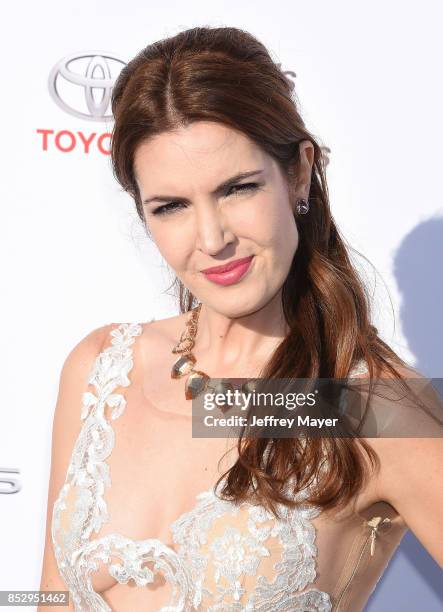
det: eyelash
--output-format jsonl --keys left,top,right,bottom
{"left": 151, "top": 182, "right": 260, "bottom": 216}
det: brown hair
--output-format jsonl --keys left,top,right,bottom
{"left": 110, "top": 25, "right": 413, "bottom": 517}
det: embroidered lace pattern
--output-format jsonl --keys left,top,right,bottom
{"left": 51, "top": 322, "right": 369, "bottom": 611}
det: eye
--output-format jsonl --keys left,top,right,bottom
{"left": 151, "top": 201, "right": 187, "bottom": 216}
{"left": 150, "top": 182, "right": 260, "bottom": 216}
{"left": 226, "top": 182, "right": 259, "bottom": 197}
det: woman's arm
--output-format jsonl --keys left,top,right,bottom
{"left": 37, "top": 324, "right": 112, "bottom": 611}
{"left": 371, "top": 435, "right": 443, "bottom": 568}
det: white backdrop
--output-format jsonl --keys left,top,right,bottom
{"left": 1, "top": 1, "right": 442, "bottom": 610}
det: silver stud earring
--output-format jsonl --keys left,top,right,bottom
{"left": 296, "top": 198, "right": 310, "bottom": 214}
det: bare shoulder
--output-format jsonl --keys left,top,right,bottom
{"left": 52, "top": 321, "right": 125, "bottom": 444}
{"left": 62, "top": 323, "right": 114, "bottom": 369}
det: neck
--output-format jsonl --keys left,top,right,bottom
{"left": 194, "top": 290, "right": 290, "bottom": 373}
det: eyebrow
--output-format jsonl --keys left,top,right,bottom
{"left": 142, "top": 169, "right": 265, "bottom": 206}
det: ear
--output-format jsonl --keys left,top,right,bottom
{"left": 288, "top": 140, "right": 315, "bottom": 208}
{"left": 297, "top": 140, "right": 314, "bottom": 192}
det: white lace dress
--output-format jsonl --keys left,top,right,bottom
{"left": 50, "top": 322, "right": 404, "bottom": 611}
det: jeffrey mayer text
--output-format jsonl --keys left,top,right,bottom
{"left": 204, "top": 415, "right": 339, "bottom": 428}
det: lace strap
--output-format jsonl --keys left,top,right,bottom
{"left": 80, "top": 322, "right": 143, "bottom": 422}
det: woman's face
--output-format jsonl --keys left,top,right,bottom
{"left": 134, "top": 121, "right": 313, "bottom": 317}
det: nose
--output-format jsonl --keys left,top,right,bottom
{"left": 195, "top": 202, "right": 235, "bottom": 255}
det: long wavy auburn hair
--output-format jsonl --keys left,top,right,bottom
{"left": 109, "top": 25, "right": 415, "bottom": 518}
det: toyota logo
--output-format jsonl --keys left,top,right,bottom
{"left": 48, "top": 51, "right": 126, "bottom": 122}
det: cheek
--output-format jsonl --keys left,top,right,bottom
{"left": 148, "top": 224, "right": 188, "bottom": 269}
{"left": 246, "top": 196, "right": 298, "bottom": 252}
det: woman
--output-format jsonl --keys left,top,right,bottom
{"left": 39, "top": 26, "right": 443, "bottom": 611}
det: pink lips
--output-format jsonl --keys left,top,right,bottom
{"left": 201, "top": 255, "right": 254, "bottom": 286}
